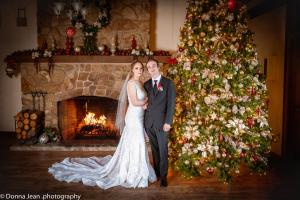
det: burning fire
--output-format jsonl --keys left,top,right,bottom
{"left": 83, "top": 112, "right": 107, "bottom": 126}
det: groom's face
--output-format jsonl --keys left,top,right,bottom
{"left": 146, "top": 61, "right": 160, "bottom": 77}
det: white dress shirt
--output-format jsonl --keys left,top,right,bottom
{"left": 152, "top": 74, "right": 162, "bottom": 87}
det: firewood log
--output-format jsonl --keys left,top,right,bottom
{"left": 21, "top": 130, "right": 27, "bottom": 137}
{"left": 23, "top": 118, "right": 30, "bottom": 125}
{"left": 24, "top": 112, "right": 30, "bottom": 118}
{"left": 24, "top": 124, "right": 30, "bottom": 130}
{"left": 30, "top": 113, "right": 38, "bottom": 120}
{"left": 16, "top": 128, "right": 22, "bottom": 134}
{"left": 17, "top": 121, "right": 23, "bottom": 128}
{"left": 29, "top": 120, "right": 37, "bottom": 127}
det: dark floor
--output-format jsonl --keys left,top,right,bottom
{"left": 0, "top": 132, "right": 299, "bottom": 200}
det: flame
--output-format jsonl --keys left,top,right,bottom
{"left": 83, "top": 112, "right": 107, "bottom": 126}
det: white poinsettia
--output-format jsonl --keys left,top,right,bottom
{"left": 183, "top": 61, "right": 191, "bottom": 70}
{"left": 232, "top": 105, "right": 238, "bottom": 114}
{"left": 75, "top": 22, "right": 83, "bottom": 29}
{"left": 225, "top": 83, "right": 231, "bottom": 92}
{"left": 226, "top": 118, "right": 248, "bottom": 136}
{"left": 197, "top": 143, "right": 206, "bottom": 151}
{"left": 195, "top": 105, "right": 200, "bottom": 112}
{"left": 201, "top": 13, "right": 210, "bottom": 21}
{"left": 204, "top": 94, "right": 218, "bottom": 105}
{"left": 239, "top": 106, "right": 246, "bottom": 115}
{"left": 32, "top": 51, "right": 39, "bottom": 59}
{"left": 242, "top": 95, "right": 249, "bottom": 102}
{"left": 207, "top": 144, "right": 215, "bottom": 154}
{"left": 43, "top": 50, "right": 52, "bottom": 57}
{"left": 210, "top": 112, "right": 217, "bottom": 120}
{"left": 261, "top": 130, "right": 271, "bottom": 138}
{"left": 221, "top": 59, "right": 228, "bottom": 65}
{"left": 251, "top": 59, "right": 258, "bottom": 66}
{"left": 202, "top": 68, "right": 210, "bottom": 79}
{"left": 226, "top": 14, "right": 234, "bottom": 21}
{"left": 239, "top": 142, "right": 250, "bottom": 150}
{"left": 184, "top": 125, "right": 199, "bottom": 140}
{"left": 257, "top": 116, "right": 269, "bottom": 127}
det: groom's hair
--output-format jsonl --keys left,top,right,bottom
{"left": 146, "top": 58, "right": 159, "bottom": 68}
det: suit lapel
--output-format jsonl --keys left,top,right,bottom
{"left": 153, "top": 76, "right": 165, "bottom": 98}
{"left": 146, "top": 80, "right": 155, "bottom": 100}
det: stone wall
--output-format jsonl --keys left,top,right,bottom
{"left": 21, "top": 62, "right": 149, "bottom": 128}
{"left": 38, "top": 0, "right": 150, "bottom": 49}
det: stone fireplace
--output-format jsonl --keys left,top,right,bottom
{"left": 19, "top": 56, "right": 168, "bottom": 142}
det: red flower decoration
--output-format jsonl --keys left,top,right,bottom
{"left": 157, "top": 83, "right": 163, "bottom": 92}
{"left": 167, "top": 57, "right": 178, "bottom": 65}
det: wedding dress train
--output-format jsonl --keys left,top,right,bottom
{"left": 48, "top": 81, "right": 157, "bottom": 189}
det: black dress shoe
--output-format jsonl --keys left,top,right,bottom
{"left": 160, "top": 179, "right": 168, "bottom": 187}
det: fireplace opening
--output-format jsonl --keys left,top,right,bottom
{"left": 58, "top": 96, "right": 119, "bottom": 141}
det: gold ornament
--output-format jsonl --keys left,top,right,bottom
{"left": 200, "top": 32, "right": 206, "bottom": 37}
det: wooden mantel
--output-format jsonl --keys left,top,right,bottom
{"left": 12, "top": 55, "right": 171, "bottom": 64}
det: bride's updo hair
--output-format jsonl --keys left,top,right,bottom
{"left": 128, "top": 60, "right": 144, "bottom": 79}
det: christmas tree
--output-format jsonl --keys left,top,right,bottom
{"left": 167, "top": 0, "right": 274, "bottom": 182}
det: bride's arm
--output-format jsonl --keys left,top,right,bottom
{"left": 127, "top": 81, "right": 148, "bottom": 106}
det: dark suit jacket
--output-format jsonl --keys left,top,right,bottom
{"left": 144, "top": 76, "right": 176, "bottom": 131}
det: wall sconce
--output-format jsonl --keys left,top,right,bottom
{"left": 16, "top": 8, "right": 27, "bottom": 27}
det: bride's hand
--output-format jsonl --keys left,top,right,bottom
{"left": 143, "top": 97, "right": 148, "bottom": 104}
{"left": 142, "top": 103, "right": 148, "bottom": 110}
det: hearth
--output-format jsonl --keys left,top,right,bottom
{"left": 58, "top": 96, "right": 119, "bottom": 141}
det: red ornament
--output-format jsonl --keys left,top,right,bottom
{"left": 191, "top": 74, "right": 197, "bottom": 85}
{"left": 131, "top": 36, "right": 137, "bottom": 49}
{"left": 240, "top": 152, "right": 246, "bottom": 158}
{"left": 219, "top": 133, "right": 224, "bottom": 142}
{"left": 207, "top": 167, "right": 214, "bottom": 174}
{"left": 247, "top": 117, "right": 254, "bottom": 128}
{"left": 256, "top": 108, "right": 261, "bottom": 116}
{"left": 65, "top": 27, "right": 76, "bottom": 55}
{"left": 66, "top": 27, "right": 76, "bottom": 38}
{"left": 178, "top": 47, "right": 184, "bottom": 52}
{"left": 251, "top": 84, "right": 256, "bottom": 96}
{"left": 206, "top": 48, "right": 212, "bottom": 56}
{"left": 228, "top": 0, "right": 236, "bottom": 11}
{"left": 253, "top": 155, "right": 259, "bottom": 161}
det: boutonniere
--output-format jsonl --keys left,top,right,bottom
{"left": 157, "top": 83, "right": 164, "bottom": 92}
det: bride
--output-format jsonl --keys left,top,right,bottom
{"left": 48, "top": 61, "right": 157, "bottom": 189}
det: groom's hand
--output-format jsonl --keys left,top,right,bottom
{"left": 163, "top": 123, "right": 171, "bottom": 132}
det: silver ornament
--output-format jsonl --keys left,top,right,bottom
{"left": 38, "top": 133, "right": 49, "bottom": 144}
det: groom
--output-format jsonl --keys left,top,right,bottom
{"left": 144, "top": 59, "right": 176, "bottom": 187}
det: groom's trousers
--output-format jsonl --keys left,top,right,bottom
{"left": 145, "top": 126, "right": 168, "bottom": 180}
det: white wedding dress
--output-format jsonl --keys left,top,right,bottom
{"left": 48, "top": 81, "right": 157, "bottom": 189}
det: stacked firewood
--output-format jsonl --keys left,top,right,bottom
{"left": 15, "top": 110, "right": 45, "bottom": 140}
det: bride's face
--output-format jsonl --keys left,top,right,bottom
{"left": 132, "top": 63, "right": 144, "bottom": 78}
